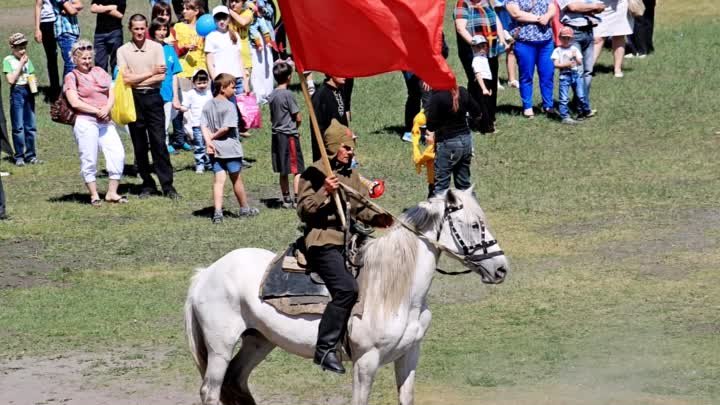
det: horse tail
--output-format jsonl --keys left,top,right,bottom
{"left": 185, "top": 268, "right": 208, "bottom": 377}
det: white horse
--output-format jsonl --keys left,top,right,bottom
{"left": 184, "top": 188, "right": 509, "bottom": 405}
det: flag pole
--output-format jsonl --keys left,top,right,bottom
{"left": 296, "top": 70, "right": 347, "bottom": 229}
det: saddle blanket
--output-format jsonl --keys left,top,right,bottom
{"left": 259, "top": 247, "right": 362, "bottom": 316}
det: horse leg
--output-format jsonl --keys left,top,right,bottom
{"left": 394, "top": 344, "right": 420, "bottom": 405}
{"left": 222, "top": 330, "right": 276, "bottom": 405}
{"left": 201, "top": 352, "right": 232, "bottom": 405}
{"left": 351, "top": 350, "right": 381, "bottom": 405}
{"left": 199, "top": 317, "right": 245, "bottom": 405}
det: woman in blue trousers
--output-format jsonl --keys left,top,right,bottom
{"left": 506, "top": 0, "right": 556, "bottom": 118}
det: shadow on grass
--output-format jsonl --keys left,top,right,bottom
{"left": 48, "top": 193, "right": 89, "bottom": 204}
{"left": 593, "top": 64, "right": 634, "bottom": 75}
{"left": 370, "top": 125, "right": 406, "bottom": 136}
{"left": 192, "top": 206, "right": 241, "bottom": 219}
{"left": 259, "top": 197, "right": 297, "bottom": 209}
{"left": 496, "top": 104, "right": 525, "bottom": 117}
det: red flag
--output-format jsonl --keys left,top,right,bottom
{"left": 276, "top": 0, "right": 456, "bottom": 90}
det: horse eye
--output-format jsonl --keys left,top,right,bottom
{"left": 472, "top": 223, "right": 480, "bottom": 230}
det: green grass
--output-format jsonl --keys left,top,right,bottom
{"left": 1, "top": 1, "right": 720, "bottom": 404}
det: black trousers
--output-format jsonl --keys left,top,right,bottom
{"left": 628, "top": 0, "right": 656, "bottom": 55}
{"left": 307, "top": 245, "right": 358, "bottom": 310}
{"left": 402, "top": 73, "right": 432, "bottom": 132}
{"left": 40, "top": 21, "right": 60, "bottom": 100}
{"left": 457, "top": 35, "right": 499, "bottom": 129}
{"left": 128, "top": 90, "right": 174, "bottom": 192}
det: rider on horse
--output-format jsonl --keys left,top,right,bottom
{"left": 296, "top": 119, "right": 393, "bottom": 374}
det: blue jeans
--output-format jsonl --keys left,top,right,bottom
{"left": 93, "top": 29, "right": 123, "bottom": 73}
{"left": 433, "top": 132, "right": 473, "bottom": 197}
{"left": 211, "top": 157, "right": 243, "bottom": 174}
{"left": 9, "top": 85, "right": 37, "bottom": 161}
{"left": 57, "top": 33, "right": 78, "bottom": 79}
{"left": 558, "top": 71, "right": 590, "bottom": 119}
{"left": 192, "top": 126, "right": 210, "bottom": 168}
{"left": 514, "top": 39, "right": 555, "bottom": 110}
{"left": 572, "top": 29, "right": 595, "bottom": 97}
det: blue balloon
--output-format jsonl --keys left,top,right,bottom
{"left": 196, "top": 14, "right": 216, "bottom": 37}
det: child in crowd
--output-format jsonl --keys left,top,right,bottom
{"left": 180, "top": 68, "right": 213, "bottom": 173}
{"left": 268, "top": 61, "right": 304, "bottom": 208}
{"left": 201, "top": 73, "right": 258, "bottom": 223}
{"left": 551, "top": 26, "right": 593, "bottom": 125}
{"left": 470, "top": 34, "right": 494, "bottom": 133}
{"left": 149, "top": 18, "right": 184, "bottom": 154}
{"left": 3, "top": 33, "right": 40, "bottom": 166}
{"left": 243, "top": 0, "right": 275, "bottom": 49}
{"left": 151, "top": 0, "right": 172, "bottom": 24}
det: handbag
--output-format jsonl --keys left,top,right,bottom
{"left": 50, "top": 71, "right": 78, "bottom": 126}
{"left": 237, "top": 93, "right": 262, "bottom": 129}
{"left": 628, "top": 0, "right": 646, "bottom": 17}
{"left": 111, "top": 70, "right": 137, "bottom": 126}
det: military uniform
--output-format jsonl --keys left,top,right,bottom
{"left": 296, "top": 119, "right": 389, "bottom": 373}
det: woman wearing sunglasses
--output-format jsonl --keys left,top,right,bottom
{"left": 64, "top": 39, "right": 127, "bottom": 206}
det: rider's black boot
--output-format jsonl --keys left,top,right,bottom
{"left": 313, "top": 303, "right": 349, "bottom": 374}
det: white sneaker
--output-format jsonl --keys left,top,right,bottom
{"left": 637, "top": 54, "right": 647, "bottom": 59}
{"left": 509, "top": 80, "right": 519, "bottom": 89}
{"left": 195, "top": 166, "right": 205, "bottom": 174}
{"left": 614, "top": 72, "right": 624, "bottom": 78}
{"left": 497, "top": 82, "right": 505, "bottom": 90}
{"left": 624, "top": 53, "right": 635, "bottom": 59}
{"left": 0, "top": 172, "right": 9, "bottom": 177}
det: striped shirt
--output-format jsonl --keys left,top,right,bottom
{"left": 454, "top": 0, "right": 501, "bottom": 58}
{"left": 51, "top": 0, "right": 80, "bottom": 38}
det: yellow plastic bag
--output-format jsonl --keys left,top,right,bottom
{"left": 111, "top": 70, "right": 136, "bottom": 126}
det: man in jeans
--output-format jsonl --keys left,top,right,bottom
{"left": 0, "top": 79, "right": 10, "bottom": 220}
{"left": 556, "top": 0, "right": 605, "bottom": 102}
{"left": 90, "top": 0, "right": 125, "bottom": 73}
{"left": 50, "top": 0, "right": 83, "bottom": 80}
{"left": 117, "top": 14, "right": 180, "bottom": 200}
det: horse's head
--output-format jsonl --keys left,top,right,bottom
{"left": 431, "top": 187, "right": 509, "bottom": 284}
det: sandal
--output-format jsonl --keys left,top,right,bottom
{"left": 106, "top": 196, "right": 129, "bottom": 204}
{"left": 90, "top": 198, "right": 103, "bottom": 207}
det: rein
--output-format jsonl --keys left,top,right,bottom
{"left": 338, "top": 183, "right": 504, "bottom": 278}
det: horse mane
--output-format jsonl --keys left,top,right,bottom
{"left": 358, "top": 201, "right": 444, "bottom": 319}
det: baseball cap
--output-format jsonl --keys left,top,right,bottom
{"left": 559, "top": 26, "right": 574, "bottom": 38}
{"left": 8, "top": 33, "right": 28, "bottom": 47}
{"left": 212, "top": 5, "right": 229, "bottom": 16}
{"left": 192, "top": 68, "right": 209, "bottom": 80}
{"left": 470, "top": 35, "right": 487, "bottom": 46}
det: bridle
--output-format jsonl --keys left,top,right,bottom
{"left": 433, "top": 199, "right": 505, "bottom": 280}
{"left": 338, "top": 183, "right": 505, "bottom": 281}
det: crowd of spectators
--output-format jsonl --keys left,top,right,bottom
{"left": 0, "top": 0, "right": 657, "bottom": 220}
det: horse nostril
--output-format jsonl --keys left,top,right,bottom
{"left": 495, "top": 267, "right": 507, "bottom": 282}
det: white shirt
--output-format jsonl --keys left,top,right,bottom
{"left": 182, "top": 87, "right": 213, "bottom": 126}
{"left": 551, "top": 45, "right": 583, "bottom": 72}
{"left": 204, "top": 30, "right": 244, "bottom": 78}
{"left": 471, "top": 54, "right": 492, "bottom": 80}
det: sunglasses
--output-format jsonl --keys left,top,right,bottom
{"left": 73, "top": 45, "right": 93, "bottom": 54}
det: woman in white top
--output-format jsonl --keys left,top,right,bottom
{"left": 593, "top": 0, "right": 634, "bottom": 78}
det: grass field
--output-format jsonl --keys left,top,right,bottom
{"left": 1, "top": 1, "right": 719, "bottom": 404}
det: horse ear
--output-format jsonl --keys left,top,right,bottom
{"left": 445, "top": 189, "right": 462, "bottom": 210}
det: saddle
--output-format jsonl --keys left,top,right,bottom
{"left": 259, "top": 235, "right": 368, "bottom": 317}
